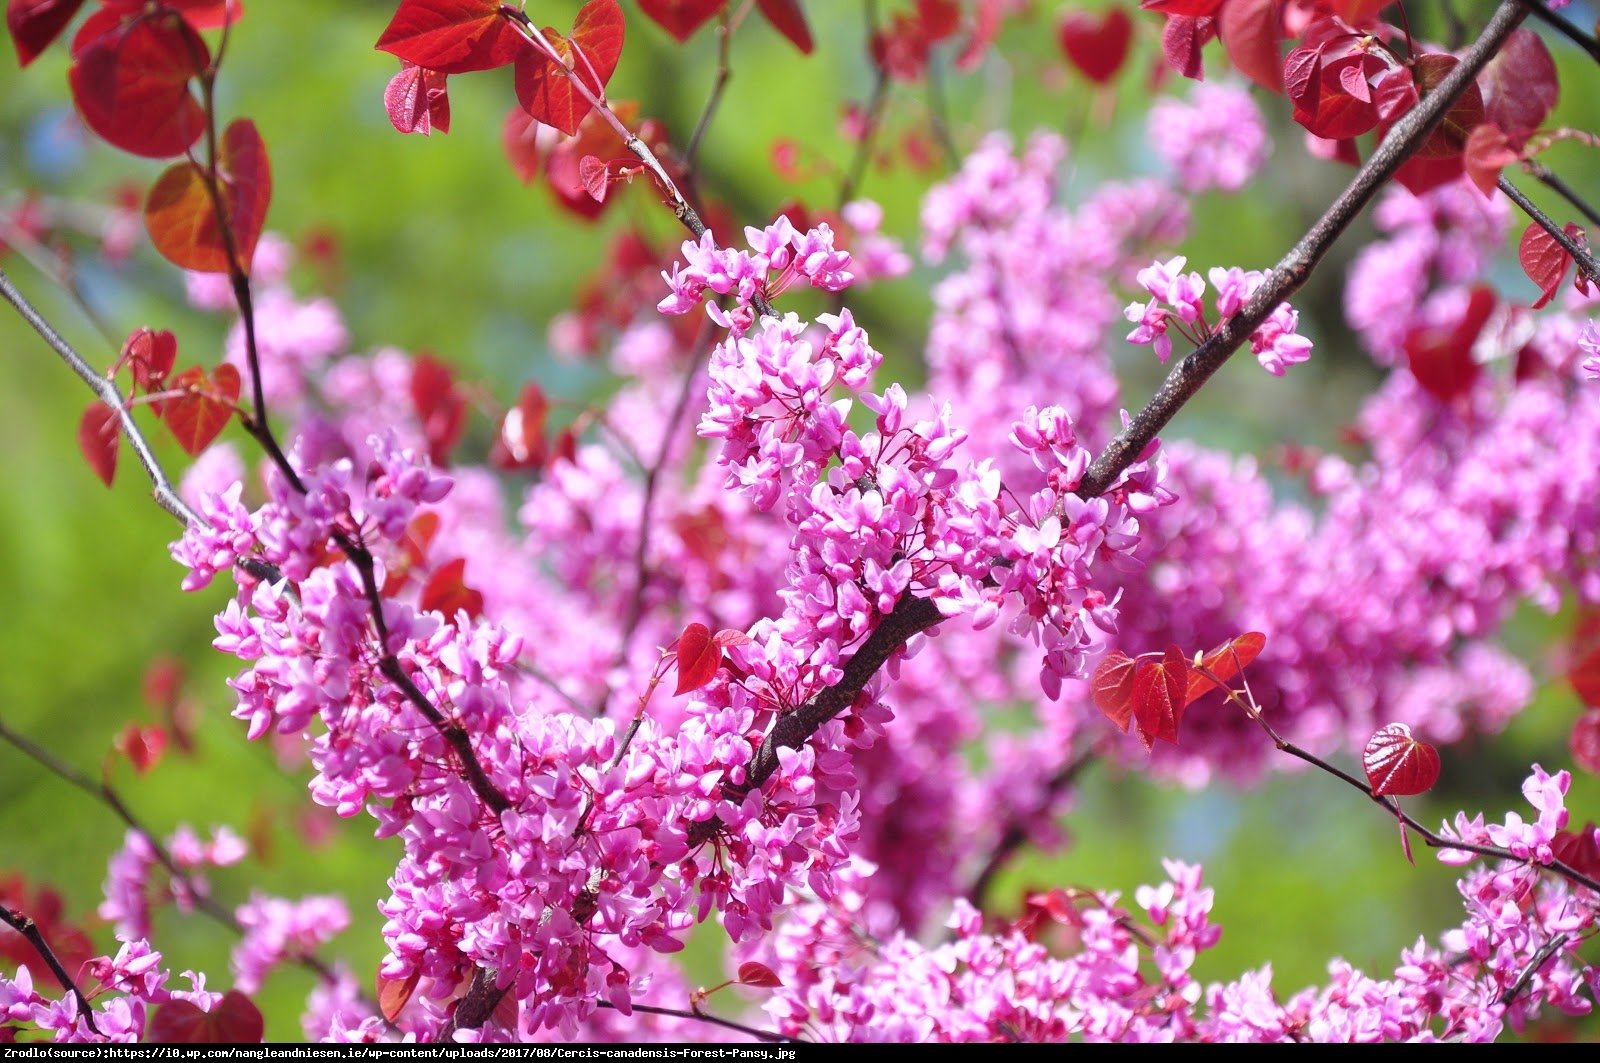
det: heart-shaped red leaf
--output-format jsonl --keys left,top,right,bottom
{"left": 375, "top": 0, "right": 524, "bottom": 74}
{"left": 377, "top": 968, "right": 420, "bottom": 1024}
{"left": 385, "top": 63, "right": 451, "bottom": 135}
{"left": 1480, "top": 28, "right": 1558, "bottom": 149}
{"left": 1160, "top": 13, "right": 1215, "bottom": 80}
{"left": 1128, "top": 644, "right": 1189, "bottom": 750}
{"left": 1519, "top": 221, "right": 1584, "bottom": 310}
{"left": 755, "top": 0, "right": 812, "bottom": 54}
{"left": 122, "top": 327, "right": 178, "bottom": 395}
{"left": 737, "top": 961, "right": 783, "bottom": 988}
{"left": 146, "top": 990, "right": 263, "bottom": 1043}
{"left": 638, "top": 0, "right": 723, "bottom": 42}
{"left": 1363, "top": 723, "right": 1440, "bottom": 796}
{"left": 7, "top": 0, "right": 86, "bottom": 66}
{"left": 78, "top": 401, "right": 120, "bottom": 487}
{"left": 1463, "top": 122, "right": 1518, "bottom": 198}
{"left": 69, "top": 10, "right": 207, "bottom": 158}
{"left": 1185, "top": 631, "right": 1266, "bottom": 705}
{"left": 1058, "top": 7, "right": 1132, "bottom": 86}
{"left": 514, "top": 0, "right": 624, "bottom": 137}
{"left": 1403, "top": 284, "right": 1493, "bottom": 401}
{"left": 418, "top": 557, "right": 484, "bottom": 619}
{"left": 1552, "top": 824, "right": 1600, "bottom": 878}
{"left": 1218, "top": 0, "right": 1281, "bottom": 93}
{"left": 144, "top": 119, "right": 272, "bottom": 274}
{"left": 675, "top": 621, "right": 719, "bottom": 695}
{"left": 1091, "top": 650, "right": 1139, "bottom": 732}
{"left": 163, "top": 363, "right": 240, "bottom": 456}
{"left": 1410, "top": 53, "right": 1484, "bottom": 159}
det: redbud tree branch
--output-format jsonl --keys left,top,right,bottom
{"left": 0, "top": 903, "right": 101, "bottom": 1036}
{"left": 1497, "top": 173, "right": 1600, "bottom": 285}
{"left": 1513, "top": 0, "right": 1600, "bottom": 65}
{"left": 1522, "top": 160, "right": 1600, "bottom": 229}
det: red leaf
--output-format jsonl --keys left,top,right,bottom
{"left": 410, "top": 353, "right": 465, "bottom": 466}
{"left": 1403, "top": 284, "right": 1493, "bottom": 401}
{"left": 1570, "top": 608, "right": 1600, "bottom": 707}
{"left": 7, "top": 0, "right": 86, "bottom": 65}
{"left": 77, "top": 401, "right": 119, "bottom": 486}
{"left": 122, "top": 327, "right": 177, "bottom": 395}
{"left": 1059, "top": 7, "right": 1132, "bottom": 87}
{"left": 1479, "top": 28, "right": 1558, "bottom": 149}
{"left": 501, "top": 106, "right": 545, "bottom": 186}
{"left": 491, "top": 381, "right": 550, "bottom": 470}
{"left": 114, "top": 723, "right": 167, "bottom": 775}
{"left": 144, "top": 119, "right": 271, "bottom": 274}
{"left": 675, "top": 621, "right": 719, "bottom": 694}
{"left": 1143, "top": 0, "right": 1222, "bottom": 14}
{"left": 1290, "top": 52, "right": 1385, "bottom": 140}
{"left": 1218, "top": 0, "right": 1281, "bottom": 93}
{"left": 1091, "top": 650, "right": 1139, "bottom": 732}
{"left": 163, "top": 0, "right": 244, "bottom": 32}
{"left": 638, "top": 0, "right": 723, "bottom": 42}
{"left": 1362, "top": 723, "right": 1440, "bottom": 796}
{"left": 375, "top": 0, "right": 524, "bottom": 74}
{"left": 1161, "top": 14, "right": 1215, "bottom": 81}
{"left": 543, "top": 101, "right": 640, "bottom": 220}
{"left": 1128, "top": 645, "right": 1189, "bottom": 750}
{"left": 737, "top": 961, "right": 783, "bottom": 988}
{"left": 1463, "top": 122, "right": 1518, "bottom": 198}
{"left": 1185, "top": 631, "right": 1266, "bottom": 705}
{"left": 68, "top": 11, "right": 207, "bottom": 158}
{"left": 514, "top": 0, "right": 624, "bottom": 137}
{"left": 1519, "top": 221, "right": 1584, "bottom": 310}
{"left": 163, "top": 363, "right": 239, "bottom": 456}
{"left": 146, "top": 990, "right": 263, "bottom": 1043}
{"left": 385, "top": 63, "right": 451, "bottom": 135}
{"left": 1573, "top": 709, "right": 1600, "bottom": 775}
{"left": 578, "top": 154, "right": 611, "bottom": 202}
{"left": 1552, "top": 823, "right": 1600, "bottom": 878}
{"left": 1411, "top": 53, "right": 1484, "bottom": 159}
{"left": 712, "top": 628, "right": 754, "bottom": 651}
{"left": 418, "top": 557, "right": 484, "bottom": 619}
{"left": 377, "top": 969, "right": 420, "bottom": 1024}
{"left": 755, "top": 0, "right": 811, "bottom": 54}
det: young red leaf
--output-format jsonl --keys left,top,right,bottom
{"left": 114, "top": 722, "right": 168, "bottom": 775}
{"left": 1572, "top": 709, "right": 1600, "bottom": 775}
{"left": 1479, "top": 28, "right": 1558, "bottom": 148}
{"left": 712, "top": 628, "right": 754, "bottom": 651}
{"left": 1217, "top": 0, "right": 1281, "bottom": 93}
{"left": 146, "top": 990, "right": 263, "bottom": 1043}
{"left": 491, "top": 381, "right": 550, "bottom": 470}
{"left": 737, "top": 961, "right": 783, "bottom": 988}
{"left": 375, "top": 0, "right": 524, "bottom": 74}
{"left": 1160, "top": 14, "right": 1215, "bottom": 81}
{"left": 543, "top": 101, "right": 640, "bottom": 220}
{"left": 501, "top": 106, "right": 546, "bottom": 186}
{"left": 1185, "top": 631, "right": 1266, "bottom": 705}
{"left": 122, "top": 327, "right": 178, "bottom": 394}
{"left": 1411, "top": 54, "right": 1484, "bottom": 159}
{"left": 1519, "top": 221, "right": 1584, "bottom": 310}
{"left": 77, "top": 401, "right": 120, "bottom": 487}
{"left": 638, "top": 0, "right": 723, "bottom": 42}
{"left": 1462, "top": 122, "right": 1518, "bottom": 198}
{"left": 68, "top": 11, "right": 207, "bottom": 158}
{"left": 7, "top": 0, "right": 86, "bottom": 65}
{"left": 385, "top": 63, "right": 451, "bottom": 135}
{"left": 514, "top": 0, "right": 624, "bottom": 137}
{"left": 755, "top": 0, "right": 812, "bottom": 54}
{"left": 1363, "top": 723, "right": 1440, "bottom": 796}
{"left": 410, "top": 353, "right": 466, "bottom": 466}
{"left": 675, "top": 621, "right": 719, "bottom": 695}
{"left": 578, "top": 154, "right": 611, "bottom": 203}
{"left": 1059, "top": 7, "right": 1132, "bottom": 87}
{"left": 144, "top": 119, "right": 272, "bottom": 273}
{"left": 1091, "top": 650, "right": 1139, "bottom": 732}
{"left": 1128, "top": 645, "right": 1189, "bottom": 750}
{"left": 163, "top": 363, "right": 240, "bottom": 456}
{"left": 418, "top": 557, "right": 484, "bottom": 619}
{"left": 1402, "top": 284, "right": 1493, "bottom": 401}
{"left": 1552, "top": 824, "right": 1600, "bottom": 878}
{"left": 377, "top": 968, "right": 420, "bottom": 1023}
{"left": 163, "top": 0, "right": 245, "bottom": 33}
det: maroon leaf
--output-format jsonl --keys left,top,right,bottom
{"left": 410, "top": 353, "right": 465, "bottom": 466}
{"left": 146, "top": 990, "right": 263, "bottom": 1044}
{"left": 418, "top": 557, "right": 484, "bottom": 619}
{"left": 1363, "top": 723, "right": 1440, "bottom": 796}
{"left": 1462, "top": 122, "right": 1518, "bottom": 198}
{"left": 385, "top": 63, "right": 451, "bottom": 135}
{"left": 754, "top": 0, "right": 811, "bottom": 54}
{"left": 1519, "top": 221, "right": 1584, "bottom": 310}
{"left": 1479, "top": 28, "right": 1558, "bottom": 148}
{"left": 1402, "top": 284, "right": 1493, "bottom": 401}
{"left": 1218, "top": 0, "right": 1281, "bottom": 93}
{"left": 1160, "top": 14, "right": 1215, "bottom": 81}
{"left": 1411, "top": 53, "right": 1484, "bottom": 159}
{"left": 77, "top": 401, "right": 119, "bottom": 487}
{"left": 1552, "top": 824, "right": 1600, "bottom": 878}
{"left": 7, "top": 0, "right": 86, "bottom": 65}
{"left": 69, "top": 11, "right": 207, "bottom": 158}
{"left": 375, "top": 0, "right": 524, "bottom": 74}
{"left": 638, "top": 0, "right": 723, "bottom": 42}
{"left": 1128, "top": 644, "right": 1189, "bottom": 750}
{"left": 514, "top": 0, "right": 624, "bottom": 137}
{"left": 1091, "top": 650, "right": 1139, "bottom": 732}
{"left": 1573, "top": 709, "right": 1600, "bottom": 775}
{"left": 1059, "top": 7, "right": 1132, "bottom": 86}
{"left": 737, "top": 961, "right": 783, "bottom": 988}
{"left": 675, "top": 621, "right": 719, "bottom": 694}
{"left": 163, "top": 363, "right": 240, "bottom": 456}
{"left": 123, "top": 327, "right": 178, "bottom": 395}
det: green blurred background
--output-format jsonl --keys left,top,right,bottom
{"left": 2, "top": 0, "right": 1597, "bottom": 1040}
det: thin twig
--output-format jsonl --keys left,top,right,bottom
{"left": 0, "top": 905, "right": 102, "bottom": 1035}
{"left": 0, "top": 213, "right": 120, "bottom": 348}
{"left": 966, "top": 745, "right": 1100, "bottom": 907}
{"left": 1522, "top": 160, "right": 1600, "bottom": 228}
{"left": 840, "top": 1, "right": 891, "bottom": 209}
{"left": 683, "top": 3, "right": 747, "bottom": 178}
{"left": 1498, "top": 933, "right": 1568, "bottom": 1008}
{"left": 1498, "top": 173, "right": 1600, "bottom": 284}
{"left": 596, "top": 1000, "right": 802, "bottom": 1044}
{"left": 1513, "top": 0, "right": 1600, "bottom": 64}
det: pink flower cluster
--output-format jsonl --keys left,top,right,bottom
{"left": 658, "top": 216, "right": 853, "bottom": 334}
{"left": 1147, "top": 81, "right": 1272, "bottom": 194}
{"left": 1125, "top": 256, "right": 1314, "bottom": 375}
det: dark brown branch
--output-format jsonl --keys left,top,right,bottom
{"left": 1498, "top": 173, "right": 1600, "bottom": 285}
{"left": 1522, "top": 160, "right": 1600, "bottom": 229}
{"left": 1513, "top": 0, "right": 1600, "bottom": 64}
{"left": 1498, "top": 933, "right": 1569, "bottom": 1008}
{"left": 598, "top": 1000, "right": 802, "bottom": 1043}
{"left": 1077, "top": 0, "right": 1528, "bottom": 499}
{"left": 0, "top": 904, "right": 101, "bottom": 1035}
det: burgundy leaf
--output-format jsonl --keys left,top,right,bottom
{"left": 1363, "top": 723, "right": 1441, "bottom": 796}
